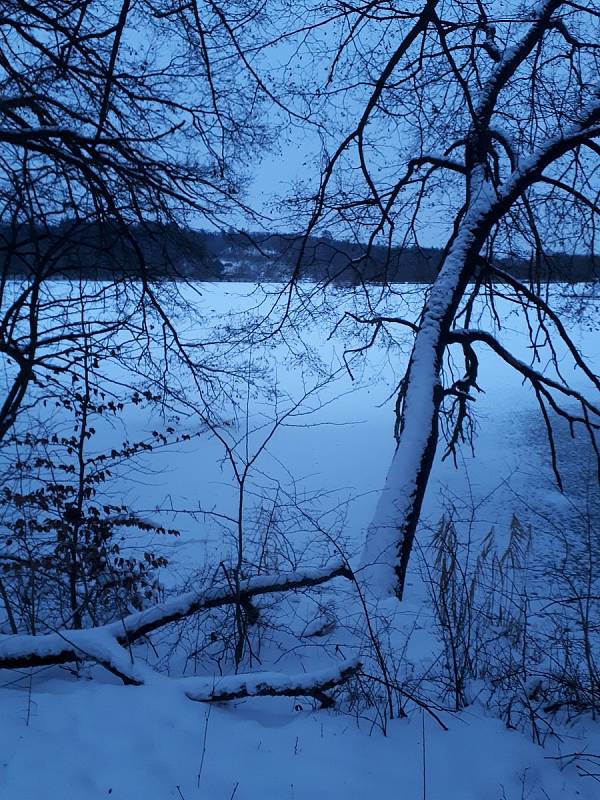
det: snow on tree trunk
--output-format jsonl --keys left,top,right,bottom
{"left": 360, "top": 172, "right": 495, "bottom": 598}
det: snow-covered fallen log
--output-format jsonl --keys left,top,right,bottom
{"left": 0, "top": 559, "right": 353, "bottom": 677}
{"left": 181, "top": 659, "right": 361, "bottom": 707}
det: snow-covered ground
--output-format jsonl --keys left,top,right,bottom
{"left": 3, "top": 677, "right": 599, "bottom": 800}
{"left": 1, "top": 281, "right": 598, "bottom": 799}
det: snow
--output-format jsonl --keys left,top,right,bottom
{"left": 0, "top": 280, "right": 599, "bottom": 799}
{"left": 2, "top": 678, "right": 598, "bottom": 799}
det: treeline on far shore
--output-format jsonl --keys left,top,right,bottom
{"left": 1, "top": 222, "right": 597, "bottom": 284}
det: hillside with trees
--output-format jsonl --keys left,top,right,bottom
{"left": 3, "top": 223, "right": 597, "bottom": 284}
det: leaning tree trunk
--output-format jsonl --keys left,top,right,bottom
{"left": 358, "top": 119, "right": 600, "bottom": 599}
{"left": 360, "top": 173, "right": 495, "bottom": 598}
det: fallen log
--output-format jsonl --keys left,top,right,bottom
{"left": 182, "top": 659, "right": 362, "bottom": 708}
{"left": 0, "top": 559, "right": 353, "bottom": 676}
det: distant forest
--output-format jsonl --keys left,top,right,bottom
{"left": 2, "top": 222, "right": 597, "bottom": 284}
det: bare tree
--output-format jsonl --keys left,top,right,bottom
{"left": 277, "top": 0, "right": 600, "bottom": 597}
{"left": 0, "top": 0, "right": 279, "bottom": 439}
{"left": 0, "top": 4, "right": 365, "bottom": 706}
{"left": 0, "top": 0, "right": 273, "bottom": 640}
